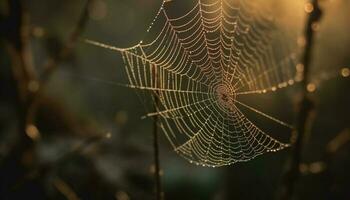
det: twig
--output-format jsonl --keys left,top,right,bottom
{"left": 10, "top": 133, "right": 108, "bottom": 191}
{"left": 278, "top": 0, "right": 322, "bottom": 199}
{"left": 326, "top": 129, "right": 350, "bottom": 155}
{"left": 4, "top": 0, "right": 36, "bottom": 158}
{"left": 25, "top": 0, "right": 92, "bottom": 129}
{"left": 53, "top": 177, "right": 81, "bottom": 200}
{"left": 152, "top": 63, "right": 163, "bottom": 200}
{"left": 2, "top": 0, "right": 101, "bottom": 196}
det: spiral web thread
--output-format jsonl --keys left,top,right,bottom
{"left": 86, "top": 0, "right": 300, "bottom": 167}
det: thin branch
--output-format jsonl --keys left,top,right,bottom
{"left": 278, "top": 1, "right": 323, "bottom": 199}
{"left": 4, "top": 0, "right": 36, "bottom": 157}
{"left": 10, "top": 133, "right": 109, "bottom": 191}
{"left": 25, "top": 0, "right": 92, "bottom": 128}
{"left": 152, "top": 63, "right": 163, "bottom": 200}
{"left": 2, "top": 0, "right": 103, "bottom": 195}
{"left": 53, "top": 177, "right": 81, "bottom": 200}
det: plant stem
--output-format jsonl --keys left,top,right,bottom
{"left": 152, "top": 65, "right": 162, "bottom": 200}
{"left": 279, "top": 0, "right": 322, "bottom": 199}
{"left": 153, "top": 107, "right": 162, "bottom": 200}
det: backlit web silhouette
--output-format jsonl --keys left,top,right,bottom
{"left": 87, "top": 0, "right": 300, "bottom": 167}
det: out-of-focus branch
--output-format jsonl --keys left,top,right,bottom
{"left": 26, "top": 0, "right": 92, "bottom": 131}
{"left": 4, "top": 0, "right": 36, "bottom": 153}
{"left": 3, "top": 0, "right": 93, "bottom": 139}
{"left": 2, "top": 0, "right": 102, "bottom": 196}
{"left": 41, "top": 0, "right": 91, "bottom": 83}
{"left": 152, "top": 61, "right": 163, "bottom": 200}
{"left": 11, "top": 133, "right": 110, "bottom": 191}
{"left": 327, "top": 129, "right": 350, "bottom": 154}
{"left": 289, "top": 129, "right": 350, "bottom": 178}
{"left": 278, "top": 1, "right": 323, "bottom": 199}
{"left": 53, "top": 177, "right": 81, "bottom": 200}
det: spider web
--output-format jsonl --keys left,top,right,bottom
{"left": 86, "top": 0, "right": 300, "bottom": 167}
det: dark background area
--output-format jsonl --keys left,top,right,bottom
{"left": 0, "top": 0, "right": 349, "bottom": 200}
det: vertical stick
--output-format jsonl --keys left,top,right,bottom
{"left": 152, "top": 65, "right": 162, "bottom": 200}
{"left": 279, "top": 0, "right": 322, "bottom": 199}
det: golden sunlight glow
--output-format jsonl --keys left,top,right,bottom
{"left": 296, "top": 63, "right": 305, "bottom": 72}
{"left": 311, "top": 22, "right": 320, "bottom": 31}
{"left": 341, "top": 67, "right": 350, "bottom": 77}
{"left": 32, "top": 26, "right": 45, "bottom": 38}
{"left": 297, "top": 36, "right": 306, "bottom": 47}
{"left": 288, "top": 79, "right": 295, "bottom": 85}
{"left": 25, "top": 124, "right": 40, "bottom": 140}
{"left": 304, "top": 3, "right": 314, "bottom": 13}
{"left": 307, "top": 83, "right": 316, "bottom": 93}
{"left": 28, "top": 80, "right": 40, "bottom": 92}
{"left": 115, "top": 191, "right": 130, "bottom": 200}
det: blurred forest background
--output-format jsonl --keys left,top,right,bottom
{"left": 0, "top": 0, "right": 349, "bottom": 200}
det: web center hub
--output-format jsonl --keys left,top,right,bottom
{"left": 214, "top": 84, "right": 236, "bottom": 110}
